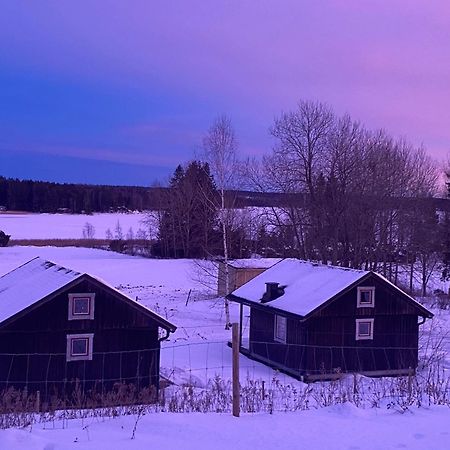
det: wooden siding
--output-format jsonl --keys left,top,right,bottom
{"left": 218, "top": 263, "right": 267, "bottom": 296}
{"left": 249, "top": 308, "right": 307, "bottom": 374}
{"left": 0, "top": 277, "right": 161, "bottom": 400}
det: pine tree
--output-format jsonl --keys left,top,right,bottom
{"left": 158, "top": 162, "right": 219, "bottom": 258}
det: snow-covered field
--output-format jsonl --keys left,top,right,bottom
{"left": 0, "top": 212, "right": 153, "bottom": 240}
{"left": 1, "top": 245, "right": 450, "bottom": 449}
{"left": 2, "top": 404, "right": 450, "bottom": 450}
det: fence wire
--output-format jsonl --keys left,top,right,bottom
{"left": 0, "top": 335, "right": 447, "bottom": 390}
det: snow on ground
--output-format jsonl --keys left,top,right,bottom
{"left": 2, "top": 404, "right": 450, "bottom": 450}
{"left": 0, "top": 212, "right": 155, "bottom": 240}
{"left": 2, "top": 245, "right": 450, "bottom": 449}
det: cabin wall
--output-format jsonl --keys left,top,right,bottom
{"left": 249, "top": 308, "right": 306, "bottom": 373}
{"left": 302, "top": 315, "right": 418, "bottom": 376}
{"left": 0, "top": 278, "right": 160, "bottom": 400}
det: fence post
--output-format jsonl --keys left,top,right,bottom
{"left": 36, "top": 390, "right": 41, "bottom": 413}
{"left": 408, "top": 367, "right": 413, "bottom": 401}
{"left": 232, "top": 322, "right": 240, "bottom": 417}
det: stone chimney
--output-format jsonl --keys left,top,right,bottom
{"left": 261, "top": 282, "right": 284, "bottom": 303}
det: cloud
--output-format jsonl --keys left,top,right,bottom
{"left": 0, "top": 0, "right": 449, "bottom": 183}
{"left": 0, "top": 142, "right": 180, "bottom": 168}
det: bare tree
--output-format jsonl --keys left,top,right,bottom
{"left": 82, "top": 222, "right": 95, "bottom": 239}
{"left": 245, "top": 99, "right": 442, "bottom": 286}
{"left": 105, "top": 228, "right": 113, "bottom": 240}
{"left": 203, "top": 115, "right": 238, "bottom": 329}
{"left": 441, "top": 153, "right": 450, "bottom": 281}
{"left": 114, "top": 220, "right": 123, "bottom": 240}
{"left": 270, "top": 100, "right": 334, "bottom": 196}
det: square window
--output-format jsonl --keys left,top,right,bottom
{"left": 356, "top": 319, "right": 374, "bottom": 340}
{"left": 358, "top": 322, "right": 371, "bottom": 336}
{"left": 66, "top": 333, "right": 94, "bottom": 361}
{"left": 73, "top": 297, "right": 90, "bottom": 315}
{"left": 357, "top": 287, "right": 375, "bottom": 308}
{"left": 71, "top": 337, "right": 89, "bottom": 356}
{"left": 68, "top": 293, "right": 95, "bottom": 320}
{"left": 274, "top": 315, "right": 287, "bottom": 343}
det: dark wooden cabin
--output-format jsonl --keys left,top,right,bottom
{"left": 228, "top": 259, "right": 433, "bottom": 382}
{"left": 0, "top": 257, "right": 176, "bottom": 403}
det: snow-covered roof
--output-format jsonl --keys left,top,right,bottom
{"left": 0, "top": 257, "right": 83, "bottom": 325}
{"left": 0, "top": 257, "right": 177, "bottom": 330}
{"left": 230, "top": 259, "right": 370, "bottom": 316}
{"left": 227, "top": 258, "right": 282, "bottom": 269}
{"left": 230, "top": 259, "right": 432, "bottom": 318}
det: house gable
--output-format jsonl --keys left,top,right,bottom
{"left": 0, "top": 276, "right": 166, "bottom": 354}
{"left": 0, "top": 259, "right": 176, "bottom": 332}
{"left": 304, "top": 272, "right": 432, "bottom": 320}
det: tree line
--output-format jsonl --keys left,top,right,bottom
{"left": 0, "top": 177, "right": 166, "bottom": 213}
{"left": 0, "top": 176, "right": 338, "bottom": 213}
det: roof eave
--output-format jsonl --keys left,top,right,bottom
{"left": 227, "top": 293, "right": 305, "bottom": 320}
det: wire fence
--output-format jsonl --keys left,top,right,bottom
{"left": 0, "top": 331, "right": 449, "bottom": 420}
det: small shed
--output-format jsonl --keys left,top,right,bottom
{"left": 228, "top": 259, "right": 433, "bottom": 381}
{"left": 0, "top": 257, "right": 176, "bottom": 404}
{"left": 218, "top": 258, "right": 281, "bottom": 296}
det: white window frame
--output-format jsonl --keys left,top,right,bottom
{"left": 66, "top": 333, "right": 94, "bottom": 361}
{"left": 357, "top": 287, "right": 375, "bottom": 308}
{"left": 355, "top": 319, "right": 374, "bottom": 341}
{"left": 274, "top": 315, "right": 287, "bottom": 343}
{"left": 68, "top": 293, "right": 95, "bottom": 320}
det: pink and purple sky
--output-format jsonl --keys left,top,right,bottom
{"left": 0, "top": 1, "right": 449, "bottom": 185}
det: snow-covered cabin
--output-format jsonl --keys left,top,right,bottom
{"left": 228, "top": 259, "right": 433, "bottom": 381}
{"left": 217, "top": 258, "right": 282, "bottom": 296}
{"left": 0, "top": 257, "right": 176, "bottom": 406}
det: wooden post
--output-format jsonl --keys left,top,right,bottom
{"left": 36, "top": 390, "right": 40, "bottom": 413}
{"left": 408, "top": 367, "right": 413, "bottom": 400}
{"left": 239, "top": 304, "right": 243, "bottom": 348}
{"left": 232, "top": 322, "right": 240, "bottom": 417}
